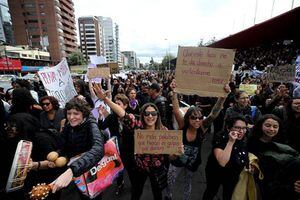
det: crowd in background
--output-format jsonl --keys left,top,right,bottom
{"left": 0, "top": 41, "right": 300, "bottom": 200}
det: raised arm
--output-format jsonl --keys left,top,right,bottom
{"left": 170, "top": 80, "right": 184, "bottom": 129}
{"left": 202, "top": 84, "right": 230, "bottom": 129}
{"left": 214, "top": 130, "right": 237, "bottom": 167}
{"left": 92, "top": 83, "right": 125, "bottom": 118}
{"left": 88, "top": 80, "right": 96, "bottom": 98}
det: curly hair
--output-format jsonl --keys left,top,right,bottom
{"left": 140, "top": 103, "right": 162, "bottom": 130}
{"left": 65, "top": 98, "right": 91, "bottom": 118}
{"left": 225, "top": 114, "right": 247, "bottom": 130}
{"left": 40, "top": 96, "right": 60, "bottom": 110}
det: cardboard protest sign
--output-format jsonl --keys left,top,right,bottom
{"left": 98, "top": 63, "right": 119, "bottom": 74}
{"left": 134, "top": 130, "right": 183, "bottom": 155}
{"left": 239, "top": 84, "right": 257, "bottom": 95}
{"left": 175, "top": 46, "right": 235, "bottom": 97}
{"left": 88, "top": 67, "right": 110, "bottom": 79}
{"left": 38, "top": 59, "right": 77, "bottom": 107}
{"left": 6, "top": 140, "right": 32, "bottom": 192}
{"left": 266, "top": 65, "right": 295, "bottom": 82}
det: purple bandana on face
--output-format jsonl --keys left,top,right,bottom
{"left": 130, "top": 99, "right": 138, "bottom": 109}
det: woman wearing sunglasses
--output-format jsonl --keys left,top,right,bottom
{"left": 166, "top": 80, "right": 230, "bottom": 200}
{"left": 39, "top": 96, "right": 65, "bottom": 132}
{"left": 93, "top": 83, "right": 169, "bottom": 200}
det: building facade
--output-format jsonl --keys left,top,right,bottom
{"left": 122, "top": 51, "right": 139, "bottom": 68}
{"left": 97, "top": 16, "right": 120, "bottom": 64}
{"left": 8, "top": 0, "right": 77, "bottom": 62}
{"left": 0, "top": 0, "right": 14, "bottom": 44}
{"left": 78, "top": 16, "right": 104, "bottom": 60}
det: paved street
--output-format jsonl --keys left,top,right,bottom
{"left": 103, "top": 129, "right": 222, "bottom": 200}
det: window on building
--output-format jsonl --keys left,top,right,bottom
{"left": 28, "top": 19, "right": 38, "bottom": 23}
{"left": 21, "top": 3, "right": 36, "bottom": 9}
{"left": 28, "top": 27, "right": 38, "bottom": 31}
{"left": 32, "top": 42, "right": 40, "bottom": 46}
{"left": 39, "top": 3, "right": 45, "bottom": 9}
{"left": 31, "top": 35, "right": 40, "bottom": 39}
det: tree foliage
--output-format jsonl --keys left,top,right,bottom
{"left": 67, "top": 50, "right": 87, "bottom": 66}
{"left": 161, "top": 53, "right": 175, "bottom": 70}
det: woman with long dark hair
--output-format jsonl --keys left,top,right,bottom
{"left": 93, "top": 83, "right": 170, "bottom": 200}
{"left": 167, "top": 80, "right": 230, "bottom": 200}
{"left": 248, "top": 114, "right": 300, "bottom": 200}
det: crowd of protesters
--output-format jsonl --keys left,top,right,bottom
{"left": 235, "top": 40, "right": 297, "bottom": 71}
{"left": 0, "top": 48, "right": 300, "bottom": 200}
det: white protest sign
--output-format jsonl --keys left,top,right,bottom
{"left": 38, "top": 59, "right": 77, "bottom": 107}
{"left": 89, "top": 55, "right": 106, "bottom": 65}
{"left": 266, "top": 65, "right": 295, "bottom": 83}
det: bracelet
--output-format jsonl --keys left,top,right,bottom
{"left": 37, "top": 161, "right": 41, "bottom": 170}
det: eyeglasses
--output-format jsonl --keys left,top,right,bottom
{"left": 190, "top": 115, "right": 204, "bottom": 120}
{"left": 41, "top": 102, "right": 51, "bottom": 106}
{"left": 232, "top": 126, "right": 247, "bottom": 132}
{"left": 144, "top": 111, "right": 158, "bottom": 117}
{"left": 239, "top": 97, "right": 249, "bottom": 100}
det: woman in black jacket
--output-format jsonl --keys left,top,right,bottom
{"left": 50, "top": 98, "right": 104, "bottom": 200}
{"left": 248, "top": 114, "right": 300, "bottom": 200}
{"left": 203, "top": 115, "right": 249, "bottom": 200}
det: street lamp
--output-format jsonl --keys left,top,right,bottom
{"left": 164, "top": 38, "right": 171, "bottom": 71}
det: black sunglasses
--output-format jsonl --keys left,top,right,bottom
{"left": 143, "top": 111, "right": 158, "bottom": 117}
{"left": 42, "top": 102, "right": 51, "bottom": 106}
{"left": 190, "top": 115, "right": 204, "bottom": 120}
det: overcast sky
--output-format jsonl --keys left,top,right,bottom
{"left": 74, "top": 0, "right": 300, "bottom": 63}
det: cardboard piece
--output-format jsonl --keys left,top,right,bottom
{"left": 97, "top": 63, "right": 119, "bottom": 74}
{"left": 88, "top": 67, "right": 110, "bottom": 78}
{"left": 266, "top": 65, "right": 295, "bottom": 83}
{"left": 239, "top": 84, "right": 257, "bottom": 95}
{"left": 175, "top": 46, "right": 235, "bottom": 97}
{"left": 134, "top": 130, "right": 183, "bottom": 155}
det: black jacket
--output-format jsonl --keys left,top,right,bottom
{"left": 62, "top": 115, "right": 104, "bottom": 177}
{"left": 150, "top": 95, "right": 168, "bottom": 127}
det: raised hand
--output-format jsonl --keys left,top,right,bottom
{"left": 92, "top": 82, "right": 108, "bottom": 101}
{"left": 228, "top": 131, "right": 238, "bottom": 143}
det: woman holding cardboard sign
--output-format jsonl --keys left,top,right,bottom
{"left": 93, "top": 82, "right": 173, "bottom": 200}
{"left": 166, "top": 79, "right": 230, "bottom": 200}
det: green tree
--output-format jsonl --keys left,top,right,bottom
{"left": 198, "top": 37, "right": 217, "bottom": 47}
{"left": 67, "top": 51, "right": 87, "bottom": 66}
{"left": 161, "top": 53, "right": 175, "bottom": 70}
